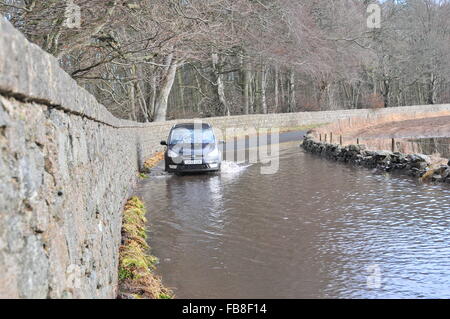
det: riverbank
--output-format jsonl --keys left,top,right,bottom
{"left": 301, "top": 135, "right": 450, "bottom": 184}
{"left": 345, "top": 115, "right": 450, "bottom": 139}
{"left": 302, "top": 110, "right": 450, "bottom": 184}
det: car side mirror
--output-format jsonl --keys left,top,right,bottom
{"left": 160, "top": 141, "right": 167, "bottom": 146}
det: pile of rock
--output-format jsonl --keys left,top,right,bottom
{"left": 302, "top": 135, "right": 450, "bottom": 183}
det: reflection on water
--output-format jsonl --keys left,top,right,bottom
{"left": 135, "top": 146, "right": 450, "bottom": 299}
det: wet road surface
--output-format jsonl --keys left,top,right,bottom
{"left": 135, "top": 132, "right": 450, "bottom": 298}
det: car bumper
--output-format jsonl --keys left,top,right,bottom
{"left": 166, "top": 159, "right": 221, "bottom": 173}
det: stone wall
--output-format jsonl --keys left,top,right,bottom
{"left": 2, "top": 18, "right": 450, "bottom": 298}
{"left": 0, "top": 96, "right": 139, "bottom": 298}
{"left": 302, "top": 137, "right": 450, "bottom": 184}
{"left": 0, "top": 18, "right": 152, "bottom": 298}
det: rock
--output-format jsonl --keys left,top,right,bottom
{"left": 391, "top": 152, "right": 406, "bottom": 164}
{"left": 442, "top": 168, "right": 450, "bottom": 179}
{"left": 348, "top": 144, "right": 364, "bottom": 152}
{"left": 374, "top": 150, "right": 392, "bottom": 158}
{"left": 410, "top": 161, "right": 429, "bottom": 170}
{"left": 408, "top": 154, "right": 430, "bottom": 164}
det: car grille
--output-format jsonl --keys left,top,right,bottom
{"left": 180, "top": 164, "right": 208, "bottom": 170}
{"left": 181, "top": 155, "right": 204, "bottom": 160}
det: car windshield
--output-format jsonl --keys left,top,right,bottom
{"left": 169, "top": 127, "right": 215, "bottom": 145}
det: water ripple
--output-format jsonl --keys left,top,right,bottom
{"left": 135, "top": 146, "right": 450, "bottom": 299}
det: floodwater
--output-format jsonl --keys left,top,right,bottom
{"left": 135, "top": 135, "right": 450, "bottom": 299}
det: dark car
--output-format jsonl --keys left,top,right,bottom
{"left": 161, "top": 123, "right": 222, "bottom": 173}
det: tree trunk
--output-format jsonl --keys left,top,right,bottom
{"left": 288, "top": 69, "right": 296, "bottom": 112}
{"left": 194, "top": 72, "right": 202, "bottom": 113}
{"left": 154, "top": 55, "right": 178, "bottom": 122}
{"left": 427, "top": 73, "right": 437, "bottom": 105}
{"left": 177, "top": 67, "right": 186, "bottom": 116}
{"left": 261, "top": 63, "right": 268, "bottom": 114}
{"left": 280, "top": 72, "right": 286, "bottom": 112}
{"left": 212, "top": 54, "right": 230, "bottom": 116}
{"left": 137, "top": 82, "right": 149, "bottom": 122}
{"left": 274, "top": 65, "right": 279, "bottom": 113}
{"left": 381, "top": 79, "right": 390, "bottom": 108}
{"left": 249, "top": 73, "right": 255, "bottom": 114}
{"left": 217, "top": 76, "right": 230, "bottom": 116}
{"left": 135, "top": 65, "right": 149, "bottom": 122}
{"left": 149, "top": 75, "right": 157, "bottom": 118}
{"left": 127, "top": 65, "right": 137, "bottom": 120}
{"left": 128, "top": 81, "right": 136, "bottom": 121}
{"left": 243, "top": 60, "right": 251, "bottom": 115}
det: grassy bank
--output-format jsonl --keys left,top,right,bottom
{"left": 139, "top": 152, "right": 165, "bottom": 179}
{"left": 144, "top": 152, "right": 165, "bottom": 170}
{"left": 118, "top": 196, "right": 173, "bottom": 299}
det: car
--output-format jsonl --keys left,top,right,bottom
{"left": 161, "top": 123, "right": 222, "bottom": 173}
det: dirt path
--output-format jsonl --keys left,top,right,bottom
{"left": 347, "top": 115, "right": 450, "bottom": 139}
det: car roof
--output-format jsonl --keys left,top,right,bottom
{"left": 172, "top": 123, "right": 212, "bottom": 130}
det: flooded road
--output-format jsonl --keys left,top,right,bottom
{"left": 135, "top": 137, "right": 450, "bottom": 299}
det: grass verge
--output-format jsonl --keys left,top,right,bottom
{"left": 118, "top": 196, "right": 173, "bottom": 299}
{"left": 143, "top": 152, "right": 165, "bottom": 171}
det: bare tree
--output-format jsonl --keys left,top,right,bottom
{"left": 2, "top": 0, "right": 449, "bottom": 120}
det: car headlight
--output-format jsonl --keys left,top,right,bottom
{"left": 168, "top": 149, "right": 179, "bottom": 158}
{"left": 206, "top": 148, "right": 219, "bottom": 159}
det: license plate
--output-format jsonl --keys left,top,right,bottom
{"left": 184, "top": 160, "right": 202, "bottom": 165}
